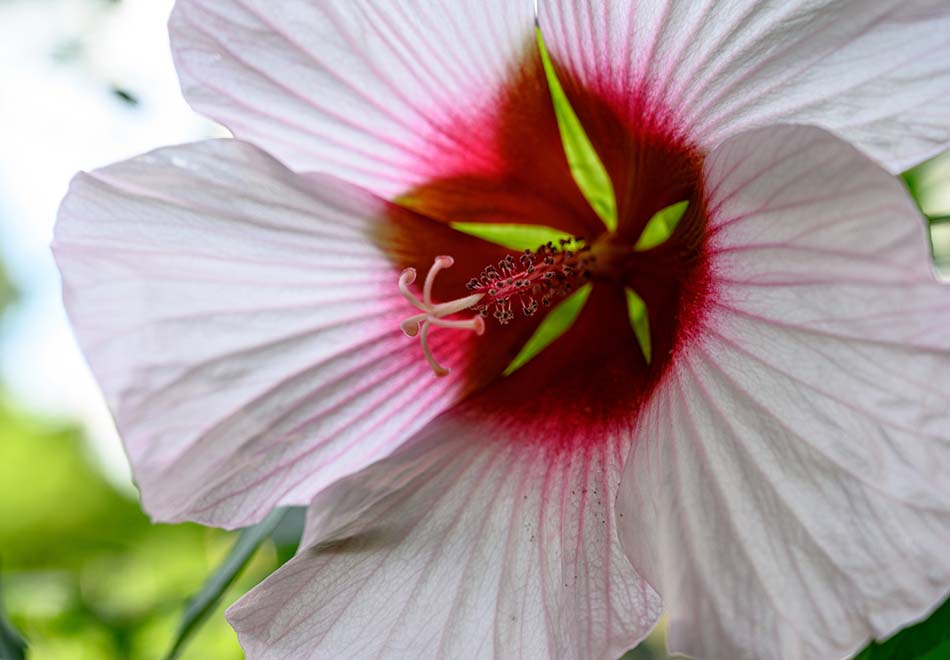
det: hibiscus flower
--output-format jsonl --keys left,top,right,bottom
{"left": 53, "top": 1, "right": 950, "bottom": 658}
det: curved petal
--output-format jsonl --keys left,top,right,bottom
{"left": 53, "top": 139, "right": 518, "bottom": 528}
{"left": 228, "top": 396, "right": 661, "bottom": 660}
{"left": 618, "top": 125, "right": 950, "bottom": 659}
{"left": 539, "top": 0, "right": 950, "bottom": 172}
{"left": 171, "top": 2, "right": 569, "bottom": 199}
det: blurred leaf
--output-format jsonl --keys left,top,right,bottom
{"left": 853, "top": 595, "right": 950, "bottom": 660}
{"left": 902, "top": 151, "right": 950, "bottom": 218}
{"left": 0, "top": 259, "right": 18, "bottom": 321}
{"left": 619, "top": 645, "right": 661, "bottom": 660}
{"left": 620, "top": 617, "right": 670, "bottom": 659}
{"left": 268, "top": 507, "right": 306, "bottom": 566}
{"left": 0, "top": 400, "right": 146, "bottom": 570}
{"left": 449, "top": 222, "right": 574, "bottom": 252}
{"left": 504, "top": 283, "right": 592, "bottom": 376}
{"left": 0, "top": 398, "right": 266, "bottom": 659}
{"left": 165, "top": 508, "right": 290, "bottom": 660}
{"left": 0, "top": 571, "right": 27, "bottom": 660}
{"left": 537, "top": 28, "right": 617, "bottom": 232}
{"left": 928, "top": 216, "right": 950, "bottom": 273}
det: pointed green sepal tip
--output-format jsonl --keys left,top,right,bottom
{"left": 635, "top": 200, "right": 689, "bottom": 251}
{"left": 449, "top": 222, "right": 576, "bottom": 252}
{"left": 625, "top": 287, "right": 652, "bottom": 364}
{"left": 536, "top": 28, "right": 618, "bottom": 233}
{"left": 503, "top": 283, "right": 592, "bottom": 376}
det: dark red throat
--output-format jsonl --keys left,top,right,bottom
{"left": 380, "top": 37, "right": 715, "bottom": 452}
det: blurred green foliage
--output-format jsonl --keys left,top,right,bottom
{"left": 855, "top": 597, "right": 950, "bottom": 660}
{"left": 166, "top": 508, "right": 293, "bottom": 660}
{"left": 903, "top": 151, "right": 950, "bottom": 272}
{"left": 0, "top": 397, "right": 280, "bottom": 659}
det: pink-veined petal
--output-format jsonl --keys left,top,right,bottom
{"left": 53, "top": 139, "right": 506, "bottom": 528}
{"left": 227, "top": 399, "right": 661, "bottom": 660}
{"left": 618, "top": 125, "right": 950, "bottom": 660}
{"left": 539, "top": 0, "right": 950, "bottom": 172}
{"left": 169, "top": 0, "right": 538, "bottom": 196}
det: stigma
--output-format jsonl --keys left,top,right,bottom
{"left": 398, "top": 241, "right": 594, "bottom": 377}
{"left": 398, "top": 256, "right": 485, "bottom": 377}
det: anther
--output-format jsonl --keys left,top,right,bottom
{"left": 398, "top": 256, "right": 485, "bottom": 378}
{"left": 463, "top": 237, "right": 593, "bottom": 325}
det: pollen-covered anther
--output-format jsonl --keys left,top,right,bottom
{"left": 398, "top": 256, "right": 485, "bottom": 378}
{"left": 466, "top": 238, "right": 593, "bottom": 326}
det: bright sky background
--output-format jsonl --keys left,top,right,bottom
{"left": 0, "top": 0, "right": 948, "bottom": 493}
{"left": 0, "top": 0, "right": 222, "bottom": 488}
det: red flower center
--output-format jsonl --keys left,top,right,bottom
{"left": 383, "top": 41, "right": 715, "bottom": 451}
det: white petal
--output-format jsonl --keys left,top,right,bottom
{"left": 170, "top": 0, "right": 536, "bottom": 194}
{"left": 53, "top": 139, "right": 484, "bottom": 528}
{"left": 228, "top": 406, "right": 661, "bottom": 660}
{"left": 539, "top": 0, "right": 950, "bottom": 172}
{"left": 618, "top": 125, "right": 950, "bottom": 659}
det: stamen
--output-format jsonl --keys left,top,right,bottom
{"left": 465, "top": 238, "right": 594, "bottom": 326}
{"left": 398, "top": 256, "right": 485, "bottom": 378}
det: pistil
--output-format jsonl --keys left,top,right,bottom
{"left": 399, "top": 241, "right": 597, "bottom": 377}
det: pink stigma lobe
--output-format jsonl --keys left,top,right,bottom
{"left": 398, "top": 256, "right": 485, "bottom": 377}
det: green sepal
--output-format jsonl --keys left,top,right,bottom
{"left": 450, "top": 222, "right": 575, "bottom": 252}
{"left": 504, "top": 284, "right": 592, "bottom": 376}
{"left": 537, "top": 29, "right": 618, "bottom": 232}
{"left": 625, "top": 288, "right": 652, "bottom": 364}
{"left": 635, "top": 201, "right": 689, "bottom": 251}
